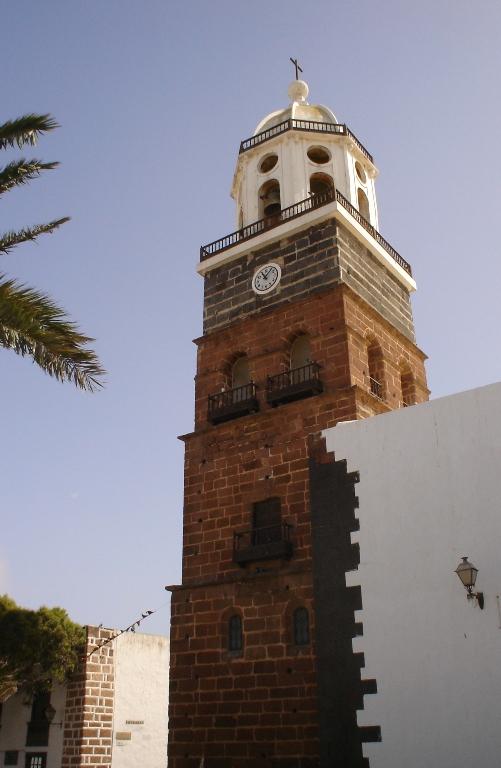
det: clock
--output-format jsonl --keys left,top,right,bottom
{"left": 252, "top": 263, "right": 282, "bottom": 295}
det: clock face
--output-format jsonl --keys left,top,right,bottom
{"left": 252, "top": 263, "right": 282, "bottom": 295}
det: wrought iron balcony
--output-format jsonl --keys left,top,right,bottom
{"left": 233, "top": 522, "right": 293, "bottom": 565}
{"left": 239, "top": 118, "right": 373, "bottom": 163}
{"left": 207, "top": 382, "right": 258, "bottom": 425}
{"left": 267, "top": 362, "right": 323, "bottom": 407}
{"left": 200, "top": 188, "right": 412, "bottom": 277}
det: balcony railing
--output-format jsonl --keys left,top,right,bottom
{"left": 233, "top": 522, "right": 293, "bottom": 565}
{"left": 200, "top": 189, "right": 412, "bottom": 277}
{"left": 200, "top": 187, "right": 335, "bottom": 260}
{"left": 369, "top": 377, "right": 383, "bottom": 400}
{"left": 239, "top": 118, "right": 373, "bottom": 163}
{"left": 267, "top": 362, "right": 323, "bottom": 407}
{"left": 207, "top": 382, "right": 258, "bottom": 425}
{"left": 334, "top": 191, "right": 412, "bottom": 276}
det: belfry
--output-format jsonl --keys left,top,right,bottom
{"left": 167, "top": 75, "right": 428, "bottom": 767}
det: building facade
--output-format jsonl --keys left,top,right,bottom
{"left": 0, "top": 627, "right": 169, "bottom": 768}
{"left": 167, "top": 78, "right": 429, "bottom": 767}
{"left": 322, "top": 382, "right": 501, "bottom": 767}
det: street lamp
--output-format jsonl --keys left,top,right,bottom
{"left": 455, "top": 556, "right": 484, "bottom": 609}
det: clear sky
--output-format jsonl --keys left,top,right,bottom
{"left": 2, "top": 0, "right": 501, "bottom": 636}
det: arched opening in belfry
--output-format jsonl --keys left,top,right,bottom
{"left": 259, "top": 179, "right": 281, "bottom": 221}
{"left": 357, "top": 188, "right": 370, "bottom": 221}
{"left": 400, "top": 363, "right": 416, "bottom": 407}
{"left": 310, "top": 172, "right": 334, "bottom": 198}
{"left": 367, "top": 339, "right": 385, "bottom": 400}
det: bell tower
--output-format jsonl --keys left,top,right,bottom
{"left": 168, "top": 76, "right": 428, "bottom": 768}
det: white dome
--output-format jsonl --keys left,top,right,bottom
{"left": 253, "top": 80, "right": 338, "bottom": 136}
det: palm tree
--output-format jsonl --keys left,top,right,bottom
{"left": 0, "top": 114, "right": 104, "bottom": 391}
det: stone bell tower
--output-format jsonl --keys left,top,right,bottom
{"left": 167, "top": 74, "right": 428, "bottom": 768}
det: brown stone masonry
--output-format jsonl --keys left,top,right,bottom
{"left": 61, "top": 627, "right": 115, "bottom": 768}
{"left": 168, "top": 223, "right": 428, "bottom": 765}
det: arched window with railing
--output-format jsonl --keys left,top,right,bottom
{"left": 232, "top": 355, "right": 250, "bottom": 389}
{"left": 367, "top": 339, "right": 385, "bottom": 400}
{"left": 293, "top": 606, "right": 310, "bottom": 646}
{"left": 290, "top": 334, "right": 311, "bottom": 370}
{"left": 228, "top": 614, "right": 243, "bottom": 652}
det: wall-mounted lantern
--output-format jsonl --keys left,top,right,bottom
{"left": 455, "top": 556, "right": 484, "bottom": 609}
{"left": 44, "top": 703, "right": 63, "bottom": 728}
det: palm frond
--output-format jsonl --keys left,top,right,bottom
{"left": 0, "top": 159, "right": 59, "bottom": 196}
{"left": 0, "top": 114, "right": 58, "bottom": 150}
{"left": 0, "top": 219, "right": 70, "bottom": 255}
{"left": 0, "top": 276, "right": 105, "bottom": 392}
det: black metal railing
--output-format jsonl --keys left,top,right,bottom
{"left": 200, "top": 187, "right": 335, "bottom": 260}
{"left": 233, "top": 522, "right": 293, "bottom": 565}
{"left": 239, "top": 118, "right": 373, "bottom": 163}
{"left": 267, "top": 362, "right": 321, "bottom": 392}
{"left": 207, "top": 382, "right": 258, "bottom": 424}
{"left": 266, "top": 362, "right": 322, "bottom": 406}
{"left": 370, "top": 377, "right": 383, "bottom": 399}
{"left": 335, "top": 190, "right": 412, "bottom": 276}
{"left": 200, "top": 188, "right": 412, "bottom": 277}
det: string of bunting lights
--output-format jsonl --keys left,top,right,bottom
{"left": 86, "top": 603, "right": 165, "bottom": 658}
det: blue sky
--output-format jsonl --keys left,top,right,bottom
{"left": 2, "top": 0, "right": 501, "bottom": 636}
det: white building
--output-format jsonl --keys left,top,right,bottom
{"left": 0, "top": 627, "right": 169, "bottom": 768}
{"left": 322, "top": 381, "right": 501, "bottom": 768}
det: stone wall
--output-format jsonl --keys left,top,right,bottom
{"left": 61, "top": 626, "right": 115, "bottom": 768}
{"left": 202, "top": 219, "right": 415, "bottom": 342}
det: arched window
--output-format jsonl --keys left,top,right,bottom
{"left": 259, "top": 179, "right": 281, "bottom": 221}
{"left": 400, "top": 366, "right": 416, "bottom": 407}
{"left": 290, "top": 334, "right": 311, "bottom": 370}
{"left": 293, "top": 607, "right": 310, "bottom": 646}
{"left": 232, "top": 356, "right": 250, "bottom": 388}
{"left": 228, "top": 614, "right": 243, "bottom": 652}
{"left": 357, "top": 188, "right": 370, "bottom": 221}
{"left": 310, "top": 172, "right": 334, "bottom": 197}
{"left": 367, "top": 340, "right": 384, "bottom": 400}
{"left": 231, "top": 356, "right": 251, "bottom": 404}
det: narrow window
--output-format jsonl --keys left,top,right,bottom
{"left": 357, "top": 188, "right": 370, "bottom": 221}
{"left": 400, "top": 367, "right": 416, "bottom": 407}
{"left": 228, "top": 614, "right": 243, "bottom": 652}
{"left": 252, "top": 497, "right": 281, "bottom": 545}
{"left": 26, "top": 692, "right": 50, "bottom": 747}
{"left": 367, "top": 341, "right": 384, "bottom": 400}
{"left": 293, "top": 607, "right": 310, "bottom": 646}
{"left": 290, "top": 334, "right": 311, "bottom": 370}
{"left": 231, "top": 356, "right": 251, "bottom": 404}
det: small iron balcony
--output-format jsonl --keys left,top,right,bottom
{"left": 266, "top": 362, "right": 323, "bottom": 407}
{"left": 233, "top": 522, "right": 293, "bottom": 566}
{"left": 207, "top": 382, "right": 259, "bottom": 425}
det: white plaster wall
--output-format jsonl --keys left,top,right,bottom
{"left": 235, "top": 134, "right": 375, "bottom": 227}
{"left": 324, "top": 382, "right": 501, "bottom": 768}
{"left": 0, "top": 684, "right": 66, "bottom": 768}
{"left": 111, "top": 633, "right": 169, "bottom": 768}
